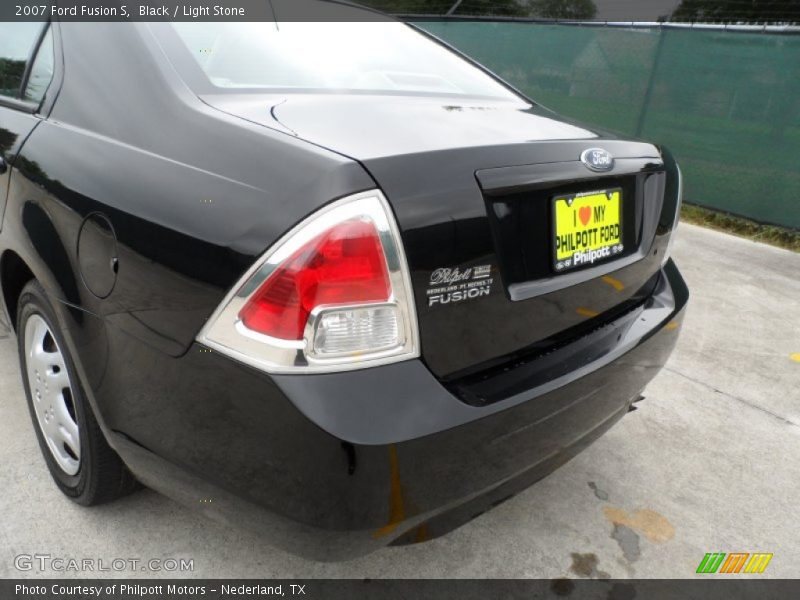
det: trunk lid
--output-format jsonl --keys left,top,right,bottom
{"left": 203, "top": 93, "right": 668, "bottom": 382}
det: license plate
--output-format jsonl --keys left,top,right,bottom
{"left": 553, "top": 188, "right": 624, "bottom": 272}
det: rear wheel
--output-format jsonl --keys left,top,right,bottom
{"left": 17, "top": 280, "right": 138, "bottom": 505}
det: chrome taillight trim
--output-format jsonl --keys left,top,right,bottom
{"left": 662, "top": 164, "right": 683, "bottom": 266}
{"left": 196, "top": 190, "right": 420, "bottom": 374}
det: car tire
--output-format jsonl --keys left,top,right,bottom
{"left": 17, "top": 279, "right": 139, "bottom": 505}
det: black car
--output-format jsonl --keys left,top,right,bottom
{"left": 0, "top": 3, "right": 687, "bottom": 560}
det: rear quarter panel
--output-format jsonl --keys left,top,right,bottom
{"left": 1, "top": 22, "right": 373, "bottom": 430}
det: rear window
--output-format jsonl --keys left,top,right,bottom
{"left": 169, "top": 22, "right": 518, "bottom": 100}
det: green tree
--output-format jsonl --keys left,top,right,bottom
{"left": 450, "top": 0, "right": 531, "bottom": 16}
{"left": 672, "top": 0, "right": 800, "bottom": 23}
{"left": 357, "top": 1, "right": 532, "bottom": 16}
{"left": 529, "top": 0, "right": 597, "bottom": 20}
{"left": 0, "top": 127, "right": 18, "bottom": 154}
{"left": 357, "top": 1, "right": 452, "bottom": 14}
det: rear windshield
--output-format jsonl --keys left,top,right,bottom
{"left": 168, "top": 22, "right": 519, "bottom": 99}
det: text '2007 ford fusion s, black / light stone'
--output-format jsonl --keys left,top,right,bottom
{"left": 0, "top": 1, "right": 687, "bottom": 560}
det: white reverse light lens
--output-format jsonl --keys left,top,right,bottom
{"left": 310, "top": 305, "right": 403, "bottom": 357}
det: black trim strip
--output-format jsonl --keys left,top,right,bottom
{"left": 476, "top": 157, "right": 663, "bottom": 196}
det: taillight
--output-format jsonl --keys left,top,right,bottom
{"left": 239, "top": 219, "right": 391, "bottom": 340}
{"left": 197, "top": 190, "right": 419, "bottom": 373}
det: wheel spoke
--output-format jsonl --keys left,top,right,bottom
{"left": 57, "top": 423, "right": 80, "bottom": 458}
{"left": 30, "top": 318, "right": 49, "bottom": 359}
{"left": 47, "top": 344, "right": 66, "bottom": 367}
{"left": 46, "top": 367, "right": 70, "bottom": 392}
{"left": 54, "top": 391, "right": 78, "bottom": 431}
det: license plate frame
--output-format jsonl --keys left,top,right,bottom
{"left": 552, "top": 188, "right": 624, "bottom": 273}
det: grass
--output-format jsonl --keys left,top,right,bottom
{"left": 681, "top": 204, "right": 800, "bottom": 253}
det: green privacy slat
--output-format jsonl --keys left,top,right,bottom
{"left": 419, "top": 22, "right": 800, "bottom": 230}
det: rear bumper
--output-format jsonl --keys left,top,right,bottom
{"left": 105, "top": 260, "right": 687, "bottom": 560}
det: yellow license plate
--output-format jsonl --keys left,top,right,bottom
{"left": 553, "top": 188, "right": 624, "bottom": 272}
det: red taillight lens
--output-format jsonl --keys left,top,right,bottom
{"left": 198, "top": 190, "right": 419, "bottom": 373}
{"left": 238, "top": 219, "right": 391, "bottom": 340}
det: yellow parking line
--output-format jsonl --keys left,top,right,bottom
{"left": 372, "top": 445, "right": 405, "bottom": 539}
{"left": 602, "top": 275, "right": 625, "bottom": 291}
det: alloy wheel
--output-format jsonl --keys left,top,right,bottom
{"left": 24, "top": 314, "right": 81, "bottom": 475}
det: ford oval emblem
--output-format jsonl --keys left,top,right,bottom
{"left": 581, "top": 148, "right": 614, "bottom": 172}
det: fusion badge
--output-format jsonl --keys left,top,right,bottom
{"left": 427, "top": 265, "right": 493, "bottom": 307}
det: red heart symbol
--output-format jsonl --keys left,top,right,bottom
{"left": 579, "top": 206, "right": 591, "bottom": 226}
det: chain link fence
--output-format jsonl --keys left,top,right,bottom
{"left": 416, "top": 20, "right": 800, "bottom": 229}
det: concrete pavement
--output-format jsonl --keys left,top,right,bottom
{"left": 1, "top": 223, "right": 798, "bottom": 578}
